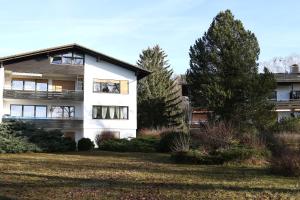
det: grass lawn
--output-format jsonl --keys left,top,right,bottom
{"left": 0, "top": 151, "right": 299, "bottom": 200}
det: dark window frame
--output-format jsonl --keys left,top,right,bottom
{"left": 50, "top": 106, "right": 75, "bottom": 119}
{"left": 93, "top": 79, "right": 121, "bottom": 94}
{"left": 10, "top": 104, "right": 48, "bottom": 118}
{"left": 50, "top": 52, "right": 84, "bottom": 66}
{"left": 92, "top": 105, "right": 129, "bottom": 120}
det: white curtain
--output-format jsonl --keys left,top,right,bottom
{"left": 102, "top": 106, "right": 107, "bottom": 119}
{"left": 93, "top": 107, "right": 98, "bottom": 118}
{"left": 121, "top": 107, "right": 128, "bottom": 119}
{"left": 109, "top": 106, "right": 115, "bottom": 119}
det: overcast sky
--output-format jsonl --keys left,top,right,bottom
{"left": 0, "top": 0, "right": 299, "bottom": 74}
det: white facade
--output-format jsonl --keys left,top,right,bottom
{"left": 0, "top": 44, "right": 147, "bottom": 144}
{"left": 83, "top": 55, "right": 137, "bottom": 141}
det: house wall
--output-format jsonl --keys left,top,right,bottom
{"left": 83, "top": 55, "right": 137, "bottom": 142}
{"left": 0, "top": 68, "right": 4, "bottom": 122}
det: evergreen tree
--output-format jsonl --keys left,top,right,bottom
{"left": 137, "top": 45, "right": 183, "bottom": 129}
{"left": 186, "top": 10, "right": 276, "bottom": 130}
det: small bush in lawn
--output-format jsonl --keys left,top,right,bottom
{"left": 170, "top": 132, "right": 190, "bottom": 153}
{"left": 159, "top": 130, "right": 188, "bottom": 152}
{"left": 270, "top": 149, "right": 300, "bottom": 177}
{"left": 212, "top": 145, "right": 270, "bottom": 162}
{"left": 190, "top": 121, "right": 235, "bottom": 151}
{"left": 99, "top": 137, "right": 159, "bottom": 152}
{"left": 95, "top": 131, "right": 118, "bottom": 147}
{"left": 78, "top": 138, "right": 94, "bottom": 151}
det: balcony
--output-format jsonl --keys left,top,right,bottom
{"left": 2, "top": 117, "right": 83, "bottom": 130}
{"left": 275, "top": 73, "right": 300, "bottom": 83}
{"left": 3, "top": 89, "right": 83, "bottom": 101}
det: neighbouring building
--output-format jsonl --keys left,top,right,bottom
{"left": 0, "top": 44, "right": 150, "bottom": 142}
{"left": 273, "top": 64, "right": 300, "bottom": 120}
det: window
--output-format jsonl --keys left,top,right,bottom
{"left": 35, "top": 106, "right": 47, "bottom": 118}
{"left": 23, "top": 105, "right": 35, "bottom": 117}
{"left": 92, "top": 106, "right": 128, "bottom": 120}
{"left": 51, "top": 106, "right": 75, "bottom": 118}
{"left": 11, "top": 80, "right": 24, "bottom": 90}
{"left": 51, "top": 52, "right": 84, "bottom": 65}
{"left": 10, "top": 105, "right": 22, "bottom": 117}
{"left": 93, "top": 79, "right": 128, "bottom": 94}
{"left": 11, "top": 79, "right": 48, "bottom": 91}
{"left": 10, "top": 105, "right": 47, "bottom": 118}
{"left": 36, "top": 81, "right": 48, "bottom": 91}
{"left": 24, "top": 80, "right": 35, "bottom": 91}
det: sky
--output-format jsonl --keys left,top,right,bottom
{"left": 0, "top": 0, "right": 300, "bottom": 74}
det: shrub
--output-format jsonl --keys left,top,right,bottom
{"left": 190, "top": 121, "right": 235, "bottom": 151}
{"left": 137, "top": 127, "right": 173, "bottom": 138}
{"left": 95, "top": 131, "right": 118, "bottom": 147}
{"left": 271, "top": 117, "right": 300, "bottom": 133}
{"left": 213, "top": 145, "right": 270, "bottom": 162}
{"left": 99, "top": 138, "right": 159, "bottom": 153}
{"left": 270, "top": 149, "right": 300, "bottom": 177}
{"left": 158, "top": 131, "right": 188, "bottom": 152}
{"left": 78, "top": 138, "right": 95, "bottom": 151}
{"left": 170, "top": 132, "right": 190, "bottom": 153}
{"left": 0, "top": 125, "right": 41, "bottom": 153}
{"left": 5, "top": 121, "right": 76, "bottom": 152}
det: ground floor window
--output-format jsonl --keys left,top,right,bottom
{"left": 10, "top": 105, "right": 47, "bottom": 118}
{"left": 51, "top": 106, "right": 75, "bottom": 118}
{"left": 92, "top": 106, "right": 128, "bottom": 119}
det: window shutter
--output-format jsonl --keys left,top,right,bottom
{"left": 120, "top": 80, "right": 129, "bottom": 94}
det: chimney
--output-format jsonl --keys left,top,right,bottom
{"left": 290, "top": 64, "right": 299, "bottom": 73}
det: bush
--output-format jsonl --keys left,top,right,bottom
{"left": 0, "top": 124, "right": 41, "bottom": 153}
{"left": 271, "top": 117, "right": 300, "bottom": 133}
{"left": 190, "top": 122, "right": 235, "bottom": 151}
{"left": 213, "top": 145, "right": 270, "bottom": 162}
{"left": 171, "top": 145, "right": 270, "bottom": 165}
{"left": 270, "top": 149, "right": 300, "bottom": 177}
{"left": 137, "top": 127, "right": 173, "bottom": 138}
{"left": 4, "top": 121, "right": 76, "bottom": 152}
{"left": 78, "top": 138, "right": 94, "bottom": 151}
{"left": 99, "top": 138, "right": 159, "bottom": 153}
{"left": 95, "top": 131, "right": 118, "bottom": 147}
{"left": 158, "top": 131, "right": 188, "bottom": 152}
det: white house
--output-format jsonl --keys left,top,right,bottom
{"left": 273, "top": 64, "right": 300, "bottom": 120}
{"left": 0, "top": 44, "right": 150, "bottom": 142}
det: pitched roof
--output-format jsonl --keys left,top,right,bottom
{"left": 0, "top": 43, "right": 150, "bottom": 80}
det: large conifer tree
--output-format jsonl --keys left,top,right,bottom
{"left": 137, "top": 45, "right": 183, "bottom": 129}
{"left": 186, "top": 10, "right": 276, "bottom": 130}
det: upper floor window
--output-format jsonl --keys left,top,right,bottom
{"left": 51, "top": 52, "right": 84, "bottom": 65}
{"left": 92, "top": 106, "right": 128, "bottom": 120}
{"left": 11, "top": 79, "right": 48, "bottom": 91}
{"left": 93, "top": 79, "right": 128, "bottom": 94}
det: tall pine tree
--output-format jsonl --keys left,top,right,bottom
{"left": 186, "top": 10, "right": 276, "bottom": 130}
{"left": 137, "top": 45, "right": 183, "bottom": 129}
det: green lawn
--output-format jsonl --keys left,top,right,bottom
{"left": 0, "top": 151, "right": 299, "bottom": 200}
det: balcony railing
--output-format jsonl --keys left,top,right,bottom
{"left": 2, "top": 117, "right": 83, "bottom": 130}
{"left": 3, "top": 89, "right": 83, "bottom": 101}
{"left": 275, "top": 73, "right": 300, "bottom": 82}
